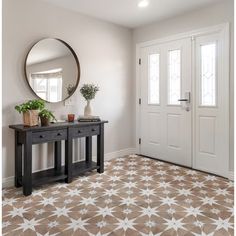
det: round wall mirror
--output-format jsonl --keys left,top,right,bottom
{"left": 25, "top": 38, "right": 80, "bottom": 103}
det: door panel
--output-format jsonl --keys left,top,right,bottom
{"left": 194, "top": 32, "right": 229, "bottom": 177}
{"left": 167, "top": 113, "right": 181, "bottom": 148}
{"left": 148, "top": 112, "right": 161, "bottom": 144}
{"left": 199, "top": 116, "right": 216, "bottom": 155}
{"left": 140, "top": 38, "right": 192, "bottom": 167}
{"left": 140, "top": 45, "right": 164, "bottom": 159}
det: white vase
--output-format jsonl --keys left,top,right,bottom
{"left": 84, "top": 100, "right": 92, "bottom": 116}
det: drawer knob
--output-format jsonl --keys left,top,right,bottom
{"left": 57, "top": 133, "right": 62, "bottom": 136}
{"left": 39, "top": 135, "right": 45, "bottom": 138}
{"left": 78, "top": 130, "right": 82, "bottom": 133}
{"left": 92, "top": 128, "right": 96, "bottom": 132}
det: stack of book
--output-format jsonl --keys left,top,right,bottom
{"left": 77, "top": 116, "right": 101, "bottom": 122}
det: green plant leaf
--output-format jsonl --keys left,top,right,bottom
{"left": 80, "top": 84, "right": 99, "bottom": 101}
{"left": 15, "top": 99, "right": 45, "bottom": 113}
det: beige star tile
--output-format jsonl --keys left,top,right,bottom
{"left": 213, "top": 229, "right": 234, "bottom": 236}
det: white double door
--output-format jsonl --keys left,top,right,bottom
{"left": 139, "top": 29, "right": 229, "bottom": 177}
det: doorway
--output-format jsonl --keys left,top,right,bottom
{"left": 136, "top": 24, "right": 229, "bottom": 177}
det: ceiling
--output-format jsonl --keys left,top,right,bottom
{"left": 42, "top": 0, "right": 224, "bottom": 28}
{"left": 27, "top": 39, "right": 71, "bottom": 65}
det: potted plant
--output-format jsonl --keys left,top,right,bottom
{"left": 80, "top": 84, "right": 99, "bottom": 116}
{"left": 39, "top": 109, "right": 56, "bottom": 126}
{"left": 15, "top": 99, "right": 45, "bottom": 126}
{"left": 66, "top": 84, "right": 76, "bottom": 96}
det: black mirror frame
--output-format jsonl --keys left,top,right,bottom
{"left": 24, "top": 38, "right": 81, "bottom": 103}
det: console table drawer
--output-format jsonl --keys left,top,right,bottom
{"left": 32, "top": 129, "right": 67, "bottom": 144}
{"left": 71, "top": 125, "right": 100, "bottom": 138}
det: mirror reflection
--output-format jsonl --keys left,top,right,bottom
{"left": 25, "top": 38, "right": 80, "bottom": 103}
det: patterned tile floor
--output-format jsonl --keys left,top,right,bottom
{"left": 2, "top": 155, "right": 234, "bottom": 236}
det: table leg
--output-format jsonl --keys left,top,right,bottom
{"left": 97, "top": 124, "right": 104, "bottom": 173}
{"left": 54, "top": 141, "right": 61, "bottom": 172}
{"left": 15, "top": 131, "right": 22, "bottom": 188}
{"left": 23, "top": 132, "right": 32, "bottom": 196}
{"left": 86, "top": 136, "right": 92, "bottom": 164}
{"left": 65, "top": 131, "right": 72, "bottom": 183}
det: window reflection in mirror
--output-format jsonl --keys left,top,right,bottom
{"left": 30, "top": 68, "right": 63, "bottom": 102}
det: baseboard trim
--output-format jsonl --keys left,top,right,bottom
{"left": 2, "top": 176, "right": 15, "bottom": 189}
{"left": 92, "top": 148, "right": 137, "bottom": 162}
{"left": 228, "top": 171, "right": 234, "bottom": 181}
{"left": 2, "top": 147, "right": 137, "bottom": 188}
{"left": 104, "top": 148, "right": 137, "bottom": 161}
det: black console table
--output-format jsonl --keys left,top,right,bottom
{"left": 9, "top": 121, "right": 108, "bottom": 196}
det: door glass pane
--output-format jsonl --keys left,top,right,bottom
{"left": 148, "top": 54, "right": 160, "bottom": 104}
{"left": 168, "top": 50, "right": 181, "bottom": 105}
{"left": 201, "top": 43, "right": 216, "bottom": 106}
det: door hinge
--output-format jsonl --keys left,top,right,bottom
{"left": 139, "top": 58, "right": 141, "bottom": 65}
{"left": 139, "top": 98, "right": 141, "bottom": 105}
{"left": 139, "top": 138, "right": 141, "bottom": 145}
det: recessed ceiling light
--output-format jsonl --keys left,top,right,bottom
{"left": 138, "top": 0, "right": 149, "bottom": 8}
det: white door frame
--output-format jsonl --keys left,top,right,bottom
{"left": 135, "top": 23, "right": 230, "bottom": 176}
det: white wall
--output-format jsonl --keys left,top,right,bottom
{"left": 133, "top": 0, "right": 234, "bottom": 172}
{"left": 2, "top": 0, "right": 134, "bottom": 181}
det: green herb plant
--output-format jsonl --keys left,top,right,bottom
{"left": 15, "top": 99, "right": 45, "bottom": 113}
{"left": 80, "top": 84, "right": 99, "bottom": 101}
{"left": 39, "top": 109, "right": 56, "bottom": 121}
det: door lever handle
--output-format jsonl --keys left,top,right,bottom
{"left": 178, "top": 92, "right": 191, "bottom": 103}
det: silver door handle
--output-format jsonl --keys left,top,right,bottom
{"left": 178, "top": 92, "right": 191, "bottom": 103}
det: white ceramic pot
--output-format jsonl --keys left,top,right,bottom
{"left": 84, "top": 100, "right": 92, "bottom": 116}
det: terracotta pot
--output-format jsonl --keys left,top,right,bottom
{"left": 40, "top": 116, "right": 50, "bottom": 126}
{"left": 23, "top": 110, "right": 39, "bottom": 126}
{"left": 68, "top": 114, "right": 75, "bottom": 122}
